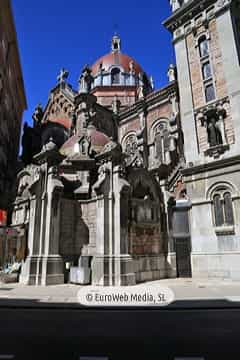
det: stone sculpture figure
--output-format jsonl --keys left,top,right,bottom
{"left": 207, "top": 117, "right": 223, "bottom": 147}
{"left": 79, "top": 65, "right": 93, "bottom": 93}
{"left": 167, "top": 64, "right": 176, "bottom": 82}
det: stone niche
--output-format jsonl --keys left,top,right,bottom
{"left": 59, "top": 199, "right": 90, "bottom": 264}
{"left": 127, "top": 169, "right": 168, "bottom": 282}
{"left": 196, "top": 101, "right": 230, "bottom": 158}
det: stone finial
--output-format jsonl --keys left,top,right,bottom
{"left": 129, "top": 60, "right": 135, "bottom": 74}
{"left": 150, "top": 76, "right": 154, "bottom": 90}
{"left": 57, "top": 68, "right": 69, "bottom": 84}
{"left": 112, "top": 95, "right": 121, "bottom": 114}
{"left": 137, "top": 85, "right": 144, "bottom": 100}
{"left": 137, "top": 72, "right": 145, "bottom": 100}
{"left": 79, "top": 65, "right": 93, "bottom": 94}
{"left": 167, "top": 64, "right": 176, "bottom": 82}
{"left": 170, "top": 0, "right": 181, "bottom": 12}
{"left": 32, "top": 103, "right": 43, "bottom": 124}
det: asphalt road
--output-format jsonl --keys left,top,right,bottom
{"left": 0, "top": 305, "right": 240, "bottom": 360}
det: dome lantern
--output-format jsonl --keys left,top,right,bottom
{"left": 111, "top": 34, "right": 121, "bottom": 53}
{"left": 90, "top": 35, "right": 152, "bottom": 110}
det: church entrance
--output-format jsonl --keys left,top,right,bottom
{"left": 175, "top": 238, "right": 192, "bottom": 278}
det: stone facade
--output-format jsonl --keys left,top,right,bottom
{"left": 0, "top": 0, "right": 27, "bottom": 209}
{"left": 164, "top": 0, "right": 240, "bottom": 279}
{"left": 9, "top": 0, "right": 240, "bottom": 285}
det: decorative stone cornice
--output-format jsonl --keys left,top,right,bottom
{"left": 118, "top": 82, "right": 178, "bottom": 123}
{"left": 182, "top": 154, "right": 240, "bottom": 176}
{"left": 163, "top": 0, "right": 232, "bottom": 40}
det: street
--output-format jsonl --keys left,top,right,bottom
{"left": 0, "top": 305, "right": 240, "bottom": 359}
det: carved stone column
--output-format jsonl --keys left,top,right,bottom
{"left": 91, "top": 162, "right": 112, "bottom": 285}
{"left": 40, "top": 166, "right": 64, "bottom": 285}
{"left": 19, "top": 165, "right": 44, "bottom": 285}
{"left": 112, "top": 166, "right": 136, "bottom": 286}
{"left": 19, "top": 194, "right": 39, "bottom": 285}
{"left": 91, "top": 162, "right": 136, "bottom": 286}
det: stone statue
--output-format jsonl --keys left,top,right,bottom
{"left": 112, "top": 95, "right": 121, "bottom": 114}
{"left": 137, "top": 85, "right": 144, "bottom": 100}
{"left": 167, "top": 64, "right": 176, "bottom": 82}
{"left": 129, "top": 61, "right": 135, "bottom": 74}
{"left": 207, "top": 117, "right": 223, "bottom": 147}
{"left": 79, "top": 65, "right": 93, "bottom": 93}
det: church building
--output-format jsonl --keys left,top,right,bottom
{"left": 11, "top": 0, "right": 240, "bottom": 285}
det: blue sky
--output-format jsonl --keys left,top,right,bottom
{"left": 12, "top": 0, "right": 173, "bottom": 126}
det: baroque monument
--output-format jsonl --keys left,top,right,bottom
{"left": 10, "top": 0, "right": 240, "bottom": 285}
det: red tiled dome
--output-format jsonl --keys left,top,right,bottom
{"left": 89, "top": 128, "right": 110, "bottom": 147}
{"left": 91, "top": 52, "right": 143, "bottom": 76}
{"left": 60, "top": 128, "right": 111, "bottom": 157}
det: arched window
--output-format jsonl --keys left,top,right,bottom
{"left": 224, "top": 192, "right": 234, "bottom": 225}
{"left": 111, "top": 68, "right": 120, "bottom": 85}
{"left": 80, "top": 139, "right": 88, "bottom": 155}
{"left": 151, "top": 121, "right": 175, "bottom": 166}
{"left": 123, "top": 133, "right": 138, "bottom": 157}
{"left": 212, "top": 188, "right": 234, "bottom": 227}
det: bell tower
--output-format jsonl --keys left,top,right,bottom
{"left": 163, "top": 0, "right": 240, "bottom": 281}
{"left": 164, "top": 0, "right": 240, "bottom": 164}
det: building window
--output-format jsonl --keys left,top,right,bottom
{"left": 80, "top": 139, "right": 88, "bottom": 155}
{"left": 199, "top": 36, "right": 209, "bottom": 58}
{"left": 152, "top": 121, "right": 175, "bottom": 166}
{"left": 123, "top": 133, "right": 138, "bottom": 164}
{"left": 111, "top": 68, "right": 120, "bottom": 85}
{"left": 213, "top": 194, "right": 224, "bottom": 226}
{"left": 224, "top": 192, "right": 234, "bottom": 225}
{"left": 212, "top": 188, "right": 234, "bottom": 227}
{"left": 198, "top": 35, "right": 216, "bottom": 103}
{"left": 202, "top": 61, "right": 212, "bottom": 80}
{"left": 205, "top": 83, "right": 215, "bottom": 102}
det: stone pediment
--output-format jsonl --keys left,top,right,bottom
{"left": 41, "top": 85, "right": 75, "bottom": 130}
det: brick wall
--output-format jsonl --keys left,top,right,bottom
{"left": 129, "top": 224, "right": 164, "bottom": 255}
{"left": 186, "top": 19, "right": 235, "bottom": 152}
{"left": 119, "top": 101, "right": 173, "bottom": 145}
{"left": 119, "top": 117, "right": 140, "bottom": 143}
{"left": 147, "top": 103, "right": 172, "bottom": 137}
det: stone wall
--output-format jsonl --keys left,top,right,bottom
{"left": 81, "top": 199, "right": 97, "bottom": 254}
{"left": 183, "top": 159, "right": 240, "bottom": 279}
{"left": 59, "top": 199, "right": 89, "bottom": 262}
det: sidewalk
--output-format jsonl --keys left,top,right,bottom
{"left": 0, "top": 278, "right": 240, "bottom": 308}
